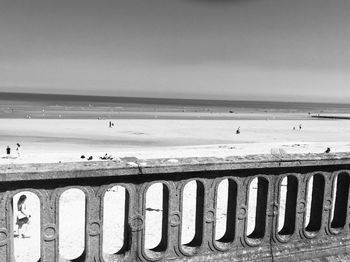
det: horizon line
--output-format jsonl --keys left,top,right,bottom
{"left": 0, "top": 91, "right": 349, "bottom": 106}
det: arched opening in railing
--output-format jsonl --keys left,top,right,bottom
{"left": 305, "top": 174, "right": 325, "bottom": 233}
{"left": 331, "top": 173, "right": 349, "bottom": 229}
{"left": 215, "top": 179, "right": 237, "bottom": 244}
{"left": 278, "top": 175, "right": 298, "bottom": 236}
{"left": 103, "top": 185, "right": 129, "bottom": 257}
{"left": 59, "top": 188, "right": 86, "bottom": 260}
{"left": 145, "top": 182, "right": 169, "bottom": 256}
{"left": 181, "top": 180, "right": 204, "bottom": 250}
{"left": 247, "top": 177, "right": 268, "bottom": 239}
{"left": 12, "top": 191, "right": 41, "bottom": 262}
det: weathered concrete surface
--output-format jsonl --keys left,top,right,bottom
{"left": 1, "top": 153, "right": 350, "bottom": 261}
{"left": 1, "top": 152, "right": 350, "bottom": 181}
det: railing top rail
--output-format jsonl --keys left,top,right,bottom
{"left": 1, "top": 152, "right": 350, "bottom": 182}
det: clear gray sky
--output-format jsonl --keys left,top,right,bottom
{"left": 1, "top": 0, "right": 350, "bottom": 102}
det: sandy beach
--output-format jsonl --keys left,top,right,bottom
{"left": 2, "top": 115, "right": 348, "bottom": 261}
{"left": 1, "top": 118, "right": 350, "bottom": 165}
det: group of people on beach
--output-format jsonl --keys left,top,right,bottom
{"left": 4, "top": 143, "right": 21, "bottom": 158}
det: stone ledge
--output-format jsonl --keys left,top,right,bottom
{"left": 1, "top": 152, "right": 350, "bottom": 182}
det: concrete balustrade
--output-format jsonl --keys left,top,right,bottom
{"left": 1, "top": 153, "right": 350, "bottom": 261}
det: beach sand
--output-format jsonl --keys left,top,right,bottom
{"left": 2, "top": 117, "right": 348, "bottom": 261}
{"left": 1, "top": 118, "right": 349, "bottom": 165}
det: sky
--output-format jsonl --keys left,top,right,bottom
{"left": 0, "top": 0, "right": 350, "bottom": 102}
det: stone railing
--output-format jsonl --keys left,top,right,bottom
{"left": 1, "top": 153, "right": 350, "bottom": 261}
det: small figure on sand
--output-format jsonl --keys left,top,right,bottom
{"left": 109, "top": 121, "right": 115, "bottom": 128}
{"left": 299, "top": 124, "right": 302, "bottom": 131}
{"left": 6, "top": 146, "right": 11, "bottom": 156}
{"left": 236, "top": 127, "right": 240, "bottom": 134}
{"left": 16, "top": 143, "right": 21, "bottom": 158}
{"left": 15, "top": 194, "right": 31, "bottom": 238}
{"left": 293, "top": 126, "right": 296, "bottom": 130}
{"left": 325, "top": 147, "right": 331, "bottom": 153}
{"left": 100, "top": 153, "right": 114, "bottom": 160}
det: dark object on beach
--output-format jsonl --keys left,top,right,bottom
{"left": 100, "top": 153, "right": 108, "bottom": 160}
{"left": 81, "top": 155, "right": 85, "bottom": 159}
{"left": 293, "top": 127, "right": 296, "bottom": 130}
{"left": 325, "top": 147, "right": 331, "bottom": 153}
{"left": 100, "top": 153, "right": 114, "bottom": 160}
{"left": 299, "top": 124, "right": 302, "bottom": 130}
{"left": 229, "top": 110, "right": 234, "bottom": 113}
{"left": 236, "top": 127, "right": 240, "bottom": 134}
{"left": 88, "top": 156, "right": 93, "bottom": 160}
{"left": 6, "top": 146, "right": 11, "bottom": 155}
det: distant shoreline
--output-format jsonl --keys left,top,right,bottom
{"left": 1, "top": 91, "right": 350, "bottom": 109}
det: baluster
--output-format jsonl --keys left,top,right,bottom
{"left": 296, "top": 174, "right": 307, "bottom": 239}
{"left": 40, "top": 190, "right": 58, "bottom": 262}
{"left": 128, "top": 183, "right": 145, "bottom": 261}
{"left": 271, "top": 175, "right": 281, "bottom": 240}
{"left": 201, "top": 178, "right": 216, "bottom": 253}
{"left": 236, "top": 176, "right": 249, "bottom": 246}
{"left": 262, "top": 176, "right": 276, "bottom": 244}
{"left": 40, "top": 189, "right": 59, "bottom": 262}
{"left": 85, "top": 186, "right": 104, "bottom": 261}
{"left": 322, "top": 172, "right": 333, "bottom": 236}
{"left": 165, "top": 181, "right": 182, "bottom": 260}
{"left": 0, "top": 189, "right": 11, "bottom": 262}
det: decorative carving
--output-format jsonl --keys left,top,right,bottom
{"left": 43, "top": 224, "right": 57, "bottom": 241}
{"left": 170, "top": 212, "right": 181, "bottom": 227}
{"left": 324, "top": 199, "right": 332, "bottom": 210}
{"left": 88, "top": 222, "right": 101, "bottom": 236}
{"left": 268, "top": 202, "right": 279, "bottom": 217}
{"left": 206, "top": 210, "right": 215, "bottom": 223}
{"left": 238, "top": 206, "right": 247, "bottom": 220}
{"left": 297, "top": 201, "right": 306, "bottom": 214}
{"left": 0, "top": 228, "right": 8, "bottom": 247}
{"left": 130, "top": 215, "right": 144, "bottom": 231}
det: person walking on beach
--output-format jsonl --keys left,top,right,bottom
{"left": 6, "top": 146, "right": 11, "bottom": 157}
{"left": 16, "top": 143, "right": 21, "bottom": 158}
{"left": 15, "top": 195, "right": 31, "bottom": 238}
{"left": 236, "top": 127, "right": 240, "bottom": 134}
{"left": 299, "top": 124, "right": 302, "bottom": 131}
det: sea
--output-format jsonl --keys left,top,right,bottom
{"left": 0, "top": 92, "right": 349, "bottom": 120}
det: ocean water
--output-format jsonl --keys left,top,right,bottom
{"left": 0, "top": 92, "right": 349, "bottom": 119}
